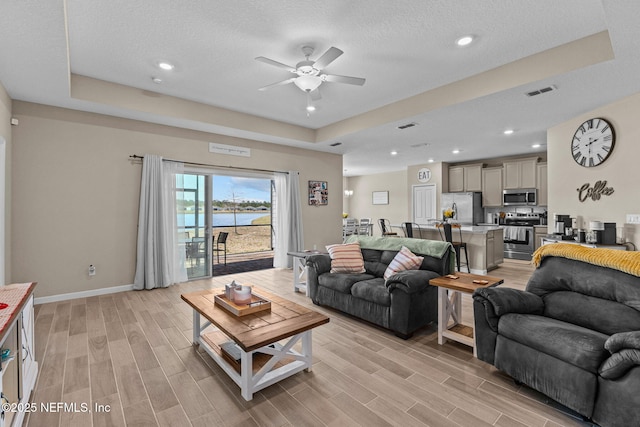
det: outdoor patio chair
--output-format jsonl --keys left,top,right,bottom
{"left": 212, "top": 232, "right": 228, "bottom": 265}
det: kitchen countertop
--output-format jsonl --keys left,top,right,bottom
{"left": 414, "top": 224, "right": 504, "bottom": 234}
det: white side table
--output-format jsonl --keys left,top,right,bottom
{"left": 287, "top": 251, "right": 325, "bottom": 296}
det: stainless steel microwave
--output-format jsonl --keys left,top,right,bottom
{"left": 503, "top": 188, "right": 537, "bottom": 206}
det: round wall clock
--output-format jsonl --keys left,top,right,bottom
{"left": 571, "top": 117, "right": 615, "bottom": 167}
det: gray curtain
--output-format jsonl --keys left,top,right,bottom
{"left": 273, "top": 171, "right": 303, "bottom": 268}
{"left": 134, "top": 155, "right": 187, "bottom": 289}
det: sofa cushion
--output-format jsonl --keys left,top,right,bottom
{"left": 351, "top": 278, "right": 390, "bottom": 306}
{"left": 326, "top": 242, "right": 366, "bottom": 274}
{"left": 318, "top": 273, "right": 375, "bottom": 294}
{"left": 498, "top": 313, "right": 609, "bottom": 373}
{"left": 383, "top": 246, "right": 424, "bottom": 279}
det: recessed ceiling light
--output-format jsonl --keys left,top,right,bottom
{"left": 428, "top": 158, "right": 434, "bottom": 163}
{"left": 503, "top": 129, "right": 514, "bottom": 135}
{"left": 306, "top": 105, "right": 316, "bottom": 112}
{"left": 532, "top": 143, "right": 541, "bottom": 148}
{"left": 452, "top": 149, "right": 460, "bottom": 154}
{"left": 158, "top": 61, "right": 174, "bottom": 71}
{"left": 390, "top": 151, "right": 398, "bottom": 156}
{"left": 456, "top": 35, "right": 474, "bottom": 47}
{"left": 151, "top": 77, "right": 162, "bottom": 84}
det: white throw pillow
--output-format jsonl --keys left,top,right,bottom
{"left": 326, "top": 242, "right": 366, "bottom": 274}
{"left": 383, "top": 246, "right": 424, "bottom": 279}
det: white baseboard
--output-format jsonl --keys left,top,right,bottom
{"left": 34, "top": 284, "right": 135, "bottom": 305}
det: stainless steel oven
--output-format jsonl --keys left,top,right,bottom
{"left": 503, "top": 188, "right": 537, "bottom": 206}
{"left": 503, "top": 213, "right": 541, "bottom": 260}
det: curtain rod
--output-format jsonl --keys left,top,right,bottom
{"left": 129, "top": 155, "right": 291, "bottom": 175}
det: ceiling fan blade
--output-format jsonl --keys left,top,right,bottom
{"left": 258, "top": 77, "right": 296, "bottom": 91}
{"left": 255, "top": 56, "right": 297, "bottom": 73}
{"left": 309, "top": 88, "right": 322, "bottom": 101}
{"left": 313, "top": 47, "right": 343, "bottom": 70}
{"left": 323, "top": 74, "right": 366, "bottom": 86}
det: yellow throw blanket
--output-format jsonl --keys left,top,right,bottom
{"left": 532, "top": 243, "right": 640, "bottom": 277}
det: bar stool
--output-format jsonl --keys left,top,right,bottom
{"left": 402, "top": 222, "right": 423, "bottom": 238}
{"left": 436, "top": 222, "right": 469, "bottom": 272}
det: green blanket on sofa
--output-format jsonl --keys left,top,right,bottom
{"left": 346, "top": 235, "right": 456, "bottom": 272}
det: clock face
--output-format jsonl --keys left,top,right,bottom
{"left": 571, "top": 118, "right": 615, "bottom": 167}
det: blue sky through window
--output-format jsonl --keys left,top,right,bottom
{"left": 212, "top": 175, "right": 271, "bottom": 202}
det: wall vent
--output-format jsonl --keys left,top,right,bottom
{"left": 397, "top": 122, "right": 418, "bottom": 130}
{"left": 526, "top": 85, "right": 557, "bottom": 97}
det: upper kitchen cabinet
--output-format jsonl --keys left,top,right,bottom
{"left": 537, "top": 162, "right": 548, "bottom": 206}
{"left": 503, "top": 157, "right": 538, "bottom": 189}
{"left": 482, "top": 167, "right": 503, "bottom": 207}
{"left": 449, "top": 163, "right": 483, "bottom": 192}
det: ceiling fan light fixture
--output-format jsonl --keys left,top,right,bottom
{"left": 294, "top": 75, "right": 322, "bottom": 92}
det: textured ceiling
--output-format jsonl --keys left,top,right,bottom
{"left": 2, "top": 0, "right": 640, "bottom": 176}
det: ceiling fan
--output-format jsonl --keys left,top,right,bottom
{"left": 255, "top": 46, "right": 366, "bottom": 103}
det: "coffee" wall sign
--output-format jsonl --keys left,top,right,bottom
{"left": 577, "top": 180, "right": 614, "bottom": 202}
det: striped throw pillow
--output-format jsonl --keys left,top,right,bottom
{"left": 383, "top": 246, "right": 424, "bottom": 279}
{"left": 326, "top": 242, "right": 366, "bottom": 274}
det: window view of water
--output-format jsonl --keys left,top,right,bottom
{"left": 178, "top": 212, "right": 270, "bottom": 227}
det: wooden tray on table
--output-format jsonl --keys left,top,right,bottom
{"left": 214, "top": 293, "right": 271, "bottom": 317}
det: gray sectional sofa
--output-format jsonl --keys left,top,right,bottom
{"left": 306, "top": 235, "right": 454, "bottom": 338}
{"left": 473, "top": 246, "right": 640, "bottom": 427}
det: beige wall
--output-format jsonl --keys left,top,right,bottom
{"left": 407, "top": 162, "right": 446, "bottom": 218}
{"left": 345, "top": 162, "right": 448, "bottom": 233}
{"left": 548, "top": 91, "right": 640, "bottom": 248}
{"left": 0, "top": 82, "right": 11, "bottom": 283}
{"left": 11, "top": 102, "right": 342, "bottom": 298}
{"left": 345, "top": 170, "right": 408, "bottom": 235}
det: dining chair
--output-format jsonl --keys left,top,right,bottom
{"left": 343, "top": 218, "right": 358, "bottom": 242}
{"left": 212, "top": 232, "right": 228, "bottom": 265}
{"left": 378, "top": 219, "right": 398, "bottom": 236}
{"left": 357, "top": 218, "right": 372, "bottom": 235}
{"left": 436, "top": 222, "right": 469, "bottom": 272}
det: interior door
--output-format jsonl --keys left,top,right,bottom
{"left": 412, "top": 184, "right": 436, "bottom": 224}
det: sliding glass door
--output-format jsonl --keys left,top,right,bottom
{"left": 176, "top": 173, "right": 211, "bottom": 279}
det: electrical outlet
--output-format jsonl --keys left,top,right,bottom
{"left": 626, "top": 214, "right": 640, "bottom": 224}
{"left": 88, "top": 265, "right": 96, "bottom": 276}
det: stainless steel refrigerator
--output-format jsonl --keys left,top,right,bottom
{"left": 440, "top": 192, "right": 483, "bottom": 225}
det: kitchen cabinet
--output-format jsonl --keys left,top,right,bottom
{"left": 449, "top": 167, "right": 464, "bottom": 192}
{"left": 503, "top": 157, "right": 538, "bottom": 189}
{"left": 448, "top": 163, "right": 483, "bottom": 192}
{"left": 481, "top": 167, "right": 503, "bottom": 207}
{"left": 486, "top": 229, "right": 504, "bottom": 270}
{"left": 537, "top": 163, "right": 548, "bottom": 206}
{"left": 0, "top": 284, "right": 37, "bottom": 427}
{"left": 534, "top": 226, "right": 548, "bottom": 250}
{"left": 418, "top": 226, "right": 503, "bottom": 274}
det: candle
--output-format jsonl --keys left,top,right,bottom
{"left": 233, "top": 285, "right": 251, "bottom": 305}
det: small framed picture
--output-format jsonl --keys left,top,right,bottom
{"left": 309, "top": 181, "right": 328, "bottom": 205}
{"left": 372, "top": 191, "right": 389, "bottom": 205}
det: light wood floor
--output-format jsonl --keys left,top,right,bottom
{"left": 26, "top": 260, "right": 592, "bottom": 427}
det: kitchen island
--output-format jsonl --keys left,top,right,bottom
{"left": 405, "top": 224, "right": 504, "bottom": 274}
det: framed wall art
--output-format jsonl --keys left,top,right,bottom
{"left": 372, "top": 191, "right": 389, "bottom": 205}
{"left": 308, "top": 180, "right": 328, "bottom": 206}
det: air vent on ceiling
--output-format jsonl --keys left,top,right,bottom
{"left": 329, "top": 142, "right": 342, "bottom": 147}
{"left": 410, "top": 142, "right": 430, "bottom": 148}
{"left": 526, "top": 85, "right": 557, "bottom": 97}
{"left": 397, "top": 122, "right": 418, "bottom": 130}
